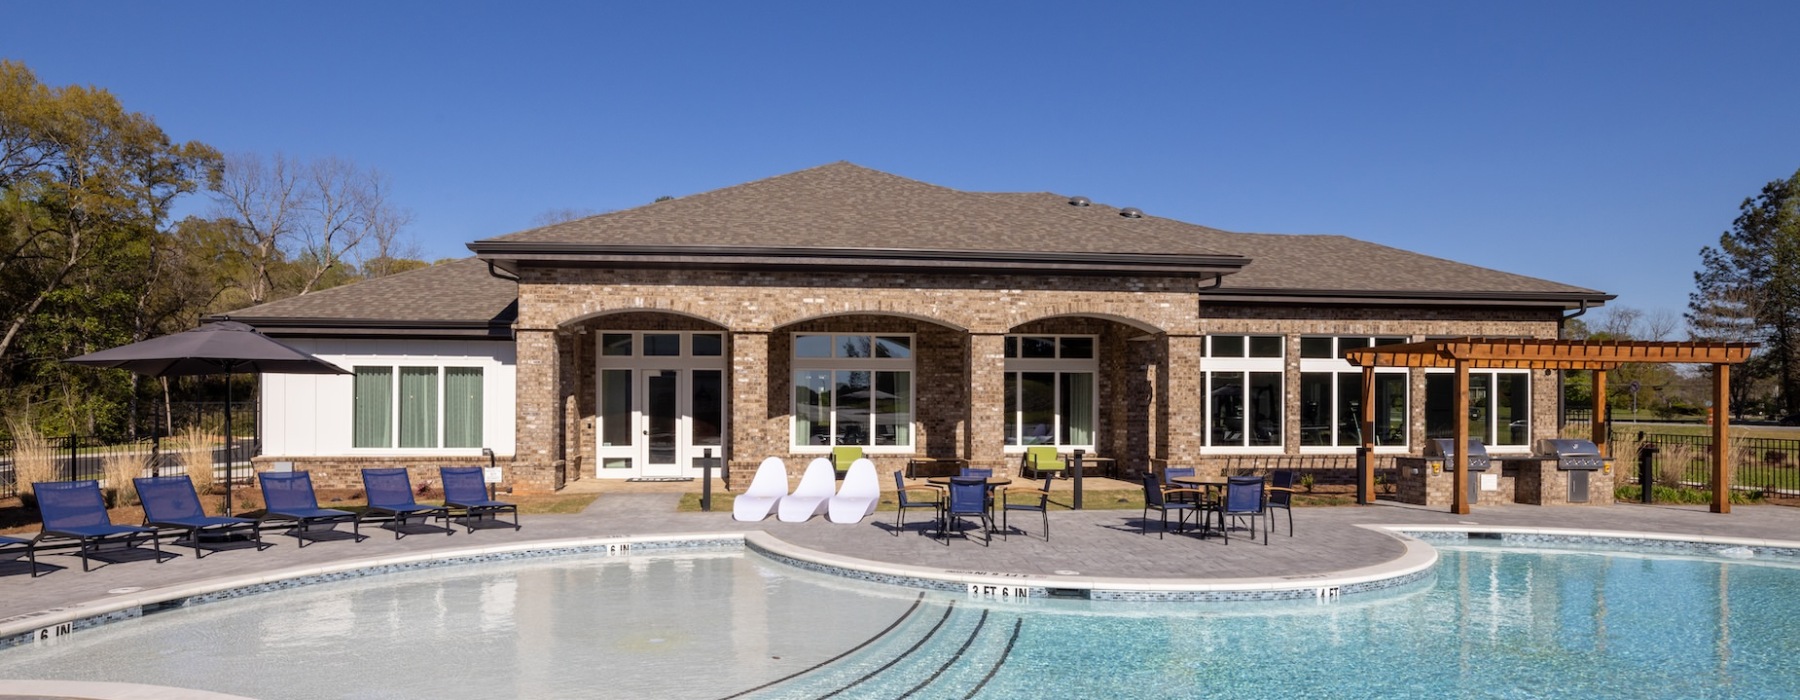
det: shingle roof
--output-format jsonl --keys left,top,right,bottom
{"left": 219, "top": 257, "right": 517, "bottom": 338}
{"left": 228, "top": 163, "right": 1611, "bottom": 333}
{"left": 484, "top": 162, "right": 1239, "bottom": 258}
{"left": 988, "top": 192, "right": 1608, "bottom": 300}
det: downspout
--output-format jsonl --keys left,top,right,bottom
{"left": 1557, "top": 299, "right": 1593, "bottom": 433}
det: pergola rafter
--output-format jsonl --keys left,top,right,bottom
{"left": 1344, "top": 337, "right": 1756, "bottom": 515}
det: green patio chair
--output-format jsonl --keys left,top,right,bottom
{"left": 831, "top": 446, "right": 864, "bottom": 474}
{"left": 1021, "top": 446, "right": 1066, "bottom": 479}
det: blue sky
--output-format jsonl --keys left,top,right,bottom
{"left": 6, "top": 1, "right": 1798, "bottom": 326}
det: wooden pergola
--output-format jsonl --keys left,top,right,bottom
{"left": 1344, "top": 338, "right": 1756, "bottom": 514}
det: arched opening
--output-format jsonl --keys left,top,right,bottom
{"left": 563, "top": 311, "right": 730, "bottom": 481}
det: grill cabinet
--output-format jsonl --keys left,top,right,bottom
{"left": 1426, "top": 438, "right": 1490, "bottom": 504}
{"left": 1536, "top": 439, "right": 1607, "bottom": 502}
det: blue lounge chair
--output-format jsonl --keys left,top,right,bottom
{"left": 940, "top": 477, "right": 992, "bottom": 546}
{"left": 1215, "top": 475, "right": 1269, "bottom": 545}
{"left": 361, "top": 468, "right": 451, "bottom": 539}
{"left": 0, "top": 534, "right": 39, "bottom": 577}
{"left": 33, "top": 480, "right": 166, "bottom": 571}
{"left": 257, "top": 471, "right": 364, "bottom": 547}
{"left": 135, "top": 475, "right": 269, "bottom": 558}
{"left": 440, "top": 466, "right": 519, "bottom": 533}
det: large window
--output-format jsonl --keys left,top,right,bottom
{"left": 1299, "top": 336, "right": 1409, "bottom": 448}
{"left": 354, "top": 366, "right": 484, "bottom": 449}
{"left": 1003, "top": 335, "right": 1096, "bottom": 449}
{"left": 792, "top": 334, "right": 913, "bottom": 448}
{"left": 1205, "top": 335, "right": 1283, "bottom": 448}
{"left": 1425, "top": 371, "right": 1531, "bottom": 447}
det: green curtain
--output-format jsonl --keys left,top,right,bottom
{"left": 1062, "top": 372, "right": 1094, "bottom": 445}
{"left": 353, "top": 366, "right": 393, "bottom": 448}
{"left": 399, "top": 367, "right": 439, "bottom": 448}
{"left": 443, "top": 367, "right": 483, "bottom": 448}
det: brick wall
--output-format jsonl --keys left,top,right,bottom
{"left": 505, "top": 265, "right": 1577, "bottom": 494}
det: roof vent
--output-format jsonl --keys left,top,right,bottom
{"left": 1069, "top": 195, "right": 1091, "bottom": 207}
{"left": 1120, "top": 207, "right": 1144, "bottom": 219}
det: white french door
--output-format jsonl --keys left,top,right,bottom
{"left": 596, "top": 366, "right": 726, "bottom": 479}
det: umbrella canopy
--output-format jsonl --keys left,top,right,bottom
{"left": 65, "top": 320, "right": 349, "bottom": 516}
{"left": 65, "top": 320, "right": 350, "bottom": 376}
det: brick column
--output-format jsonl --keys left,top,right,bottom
{"left": 967, "top": 332, "right": 1008, "bottom": 473}
{"left": 513, "top": 328, "right": 561, "bottom": 493}
{"left": 1165, "top": 334, "right": 1204, "bottom": 463}
{"left": 729, "top": 331, "right": 774, "bottom": 485}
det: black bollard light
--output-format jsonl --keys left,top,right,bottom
{"left": 701, "top": 448, "right": 714, "bottom": 512}
{"left": 1072, "top": 449, "right": 1085, "bottom": 510}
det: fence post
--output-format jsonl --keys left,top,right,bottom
{"left": 65, "top": 435, "right": 78, "bottom": 482}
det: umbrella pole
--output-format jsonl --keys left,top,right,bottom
{"left": 224, "top": 372, "right": 233, "bottom": 516}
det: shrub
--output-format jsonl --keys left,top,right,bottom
{"left": 102, "top": 448, "right": 153, "bottom": 507}
{"left": 172, "top": 425, "right": 218, "bottom": 495}
{"left": 4, "top": 416, "right": 60, "bottom": 508}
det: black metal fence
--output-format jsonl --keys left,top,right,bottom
{"left": 0, "top": 434, "right": 258, "bottom": 500}
{"left": 1612, "top": 431, "right": 1800, "bottom": 496}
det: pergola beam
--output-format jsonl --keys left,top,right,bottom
{"left": 1343, "top": 336, "right": 1755, "bottom": 516}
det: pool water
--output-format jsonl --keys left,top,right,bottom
{"left": 3, "top": 545, "right": 1798, "bottom": 699}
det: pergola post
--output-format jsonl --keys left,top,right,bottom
{"left": 1452, "top": 359, "right": 1471, "bottom": 515}
{"left": 1712, "top": 363, "right": 1731, "bottom": 514}
{"left": 1359, "top": 364, "right": 1376, "bottom": 504}
{"left": 1591, "top": 368, "right": 1608, "bottom": 453}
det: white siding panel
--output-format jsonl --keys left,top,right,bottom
{"left": 259, "top": 338, "right": 516, "bottom": 457}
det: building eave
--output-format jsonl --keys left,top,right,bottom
{"left": 468, "top": 242, "right": 1248, "bottom": 279}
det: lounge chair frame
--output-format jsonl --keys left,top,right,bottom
{"left": 0, "top": 534, "right": 40, "bottom": 577}
{"left": 440, "top": 466, "right": 520, "bottom": 533}
{"left": 360, "top": 468, "right": 453, "bottom": 539}
{"left": 257, "top": 471, "right": 365, "bottom": 547}
{"left": 32, "top": 480, "right": 167, "bottom": 572}
{"left": 135, "top": 475, "right": 269, "bottom": 558}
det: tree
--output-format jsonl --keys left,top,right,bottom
{"left": 0, "top": 61, "right": 221, "bottom": 378}
{"left": 211, "top": 152, "right": 417, "bottom": 301}
{"left": 1689, "top": 169, "right": 1800, "bottom": 418}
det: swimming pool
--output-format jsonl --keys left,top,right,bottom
{"left": 2, "top": 541, "right": 1798, "bottom": 699}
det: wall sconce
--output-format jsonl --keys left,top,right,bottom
{"left": 1431, "top": 461, "right": 1441, "bottom": 476}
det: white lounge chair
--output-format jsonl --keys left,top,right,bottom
{"left": 827, "top": 458, "right": 880, "bottom": 524}
{"left": 778, "top": 458, "right": 837, "bottom": 522}
{"left": 733, "top": 457, "right": 789, "bottom": 522}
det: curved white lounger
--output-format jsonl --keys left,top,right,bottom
{"left": 828, "top": 458, "right": 880, "bottom": 524}
{"left": 778, "top": 458, "right": 837, "bottom": 522}
{"left": 732, "top": 457, "right": 789, "bottom": 522}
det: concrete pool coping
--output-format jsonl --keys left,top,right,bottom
{"left": 9, "top": 522, "right": 1800, "bottom": 653}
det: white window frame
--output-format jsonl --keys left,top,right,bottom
{"left": 594, "top": 331, "right": 731, "bottom": 475}
{"left": 1423, "top": 368, "right": 1534, "bottom": 453}
{"left": 1202, "top": 335, "right": 1286, "bottom": 453}
{"left": 351, "top": 364, "right": 485, "bottom": 453}
{"left": 1002, "top": 334, "right": 1099, "bottom": 453}
{"left": 790, "top": 333, "right": 915, "bottom": 454}
{"left": 1298, "top": 336, "right": 1410, "bottom": 453}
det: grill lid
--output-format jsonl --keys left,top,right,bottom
{"left": 1425, "top": 438, "right": 1491, "bottom": 470}
{"left": 1537, "top": 439, "right": 1600, "bottom": 457}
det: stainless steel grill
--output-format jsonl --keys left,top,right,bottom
{"left": 1537, "top": 439, "right": 1606, "bottom": 470}
{"left": 1425, "top": 438, "right": 1490, "bottom": 504}
{"left": 1536, "top": 438, "right": 1608, "bottom": 503}
{"left": 1424, "top": 438, "right": 1490, "bottom": 471}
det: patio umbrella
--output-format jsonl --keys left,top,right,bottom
{"left": 65, "top": 320, "right": 350, "bottom": 515}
